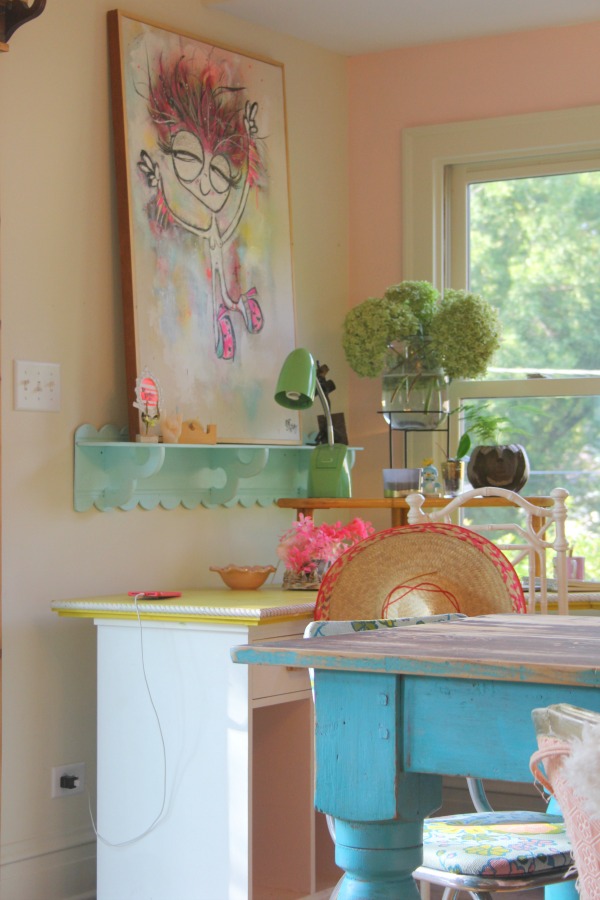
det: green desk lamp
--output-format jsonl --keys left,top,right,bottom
{"left": 275, "top": 348, "right": 351, "bottom": 498}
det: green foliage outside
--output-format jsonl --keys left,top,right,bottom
{"left": 470, "top": 172, "right": 600, "bottom": 372}
{"left": 463, "top": 171, "right": 600, "bottom": 579}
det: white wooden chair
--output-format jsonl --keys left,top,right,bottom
{"left": 405, "top": 486, "right": 570, "bottom": 615}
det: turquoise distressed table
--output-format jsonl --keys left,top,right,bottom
{"left": 232, "top": 614, "right": 600, "bottom": 898}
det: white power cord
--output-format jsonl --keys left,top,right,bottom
{"left": 88, "top": 593, "right": 168, "bottom": 847}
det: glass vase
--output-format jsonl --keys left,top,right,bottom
{"left": 440, "top": 459, "right": 464, "bottom": 496}
{"left": 381, "top": 343, "right": 448, "bottom": 430}
{"left": 282, "top": 560, "right": 330, "bottom": 590}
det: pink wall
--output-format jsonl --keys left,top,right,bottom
{"left": 346, "top": 21, "right": 600, "bottom": 505}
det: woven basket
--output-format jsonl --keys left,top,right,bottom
{"left": 531, "top": 737, "right": 600, "bottom": 899}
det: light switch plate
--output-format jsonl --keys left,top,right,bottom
{"left": 14, "top": 360, "right": 61, "bottom": 412}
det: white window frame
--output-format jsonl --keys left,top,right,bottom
{"left": 402, "top": 105, "right": 600, "bottom": 452}
{"left": 403, "top": 104, "right": 600, "bottom": 285}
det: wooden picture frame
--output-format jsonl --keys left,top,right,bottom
{"left": 107, "top": 10, "right": 298, "bottom": 443}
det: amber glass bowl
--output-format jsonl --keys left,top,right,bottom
{"left": 209, "top": 564, "right": 276, "bottom": 590}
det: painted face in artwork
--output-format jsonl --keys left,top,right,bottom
{"left": 139, "top": 58, "right": 265, "bottom": 361}
{"left": 171, "top": 131, "right": 237, "bottom": 214}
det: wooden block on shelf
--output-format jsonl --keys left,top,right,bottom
{"left": 178, "top": 420, "right": 217, "bottom": 444}
{"left": 135, "top": 434, "right": 159, "bottom": 443}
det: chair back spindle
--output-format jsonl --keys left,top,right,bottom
{"left": 406, "top": 486, "right": 570, "bottom": 615}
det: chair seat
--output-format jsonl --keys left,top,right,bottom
{"left": 423, "top": 810, "right": 572, "bottom": 877}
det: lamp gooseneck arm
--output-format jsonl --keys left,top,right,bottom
{"left": 315, "top": 379, "right": 335, "bottom": 447}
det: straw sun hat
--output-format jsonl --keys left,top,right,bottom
{"left": 314, "top": 523, "right": 526, "bottom": 621}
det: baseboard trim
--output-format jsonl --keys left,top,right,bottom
{"left": 1, "top": 827, "right": 95, "bottom": 866}
{"left": 0, "top": 834, "right": 95, "bottom": 900}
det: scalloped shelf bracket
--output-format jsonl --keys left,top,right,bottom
{"left": 74, "top": 423, "right": 359, "bottom": 512}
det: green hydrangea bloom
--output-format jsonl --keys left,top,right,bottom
{"left": 342, "top": 282, "right": 439, "bottom": 378}
{"left": 383, "top": 281, "right": 438, "bottom": 332}
{"left": 430, "top": 290, "right": 501, "bottom": 380}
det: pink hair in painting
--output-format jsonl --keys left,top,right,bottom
{"left": 147, "top": 54, "right": 263, "bottom": 187}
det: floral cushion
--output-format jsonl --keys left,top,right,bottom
{"left": 422, "top": 810, "right": 572, "bottom": 877}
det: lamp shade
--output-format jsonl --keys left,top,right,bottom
{"left": 274, "top": 348, "right": 316, "bottom": 410}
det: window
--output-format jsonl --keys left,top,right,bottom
{"left": 448, "top": 158, "right": 600, "bottom": 375}
{"left": 403, "top": 107, "right": 600, "bottom": 576}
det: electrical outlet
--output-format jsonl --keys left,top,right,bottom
{"left": 14, "top": 360, "right": 61, "bottom": 411}
{"left": 51, "top": 762, "right": 85, "bottom": 798}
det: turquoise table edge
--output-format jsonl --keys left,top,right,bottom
{"left": 232, "top": 642, "right": 600, "bottom": 687}
{"left": 73, "top": 423, "right": 360, "bottom": 511}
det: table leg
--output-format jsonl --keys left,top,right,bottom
{"left": 314, "top": 669, "right": 442, "bottom": 897}
{"left": 544, "top": 796, "right": 579, "bottom": 900}
{"left": 333, "top": 811, "right": 433, "bottom": 898}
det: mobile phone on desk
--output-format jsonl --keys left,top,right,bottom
{"left": 128, "top": 591, "right": 182, "bottom": 600}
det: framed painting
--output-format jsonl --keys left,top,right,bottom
{"left": 107, "top": 10, "right": 299, "bottom": 443}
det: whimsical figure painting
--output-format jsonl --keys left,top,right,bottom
{"left": 138, "top": 58, "right": 265, "bottom": 361}
{"left": 109, "top": 12, "right": 297, "bottom": 443}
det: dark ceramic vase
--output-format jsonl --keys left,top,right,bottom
{"left": 467, "top": 444, "right": 530, "bottom": 492}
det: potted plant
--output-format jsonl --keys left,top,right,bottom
{"left": 342, "top": 282, "right": 501, "bottom": 430}
{"left": 277, "top": 515, "right": 374, "bottom": 589}
{"left": 460, "top": 403, "right": 530, "bottom": 492}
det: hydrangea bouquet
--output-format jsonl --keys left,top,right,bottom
{"left": 342, "top": 281, "right": 501, "bottom": 381}
{"left": 342, "top": 280, "right": 501, "bottom": 431}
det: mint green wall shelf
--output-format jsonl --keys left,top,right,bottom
{"left": 74, "top": 424, "right": 358, "bottom": 512}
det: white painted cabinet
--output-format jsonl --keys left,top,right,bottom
{"left": 61, "top": 593, "right": 341, "bottom": 899}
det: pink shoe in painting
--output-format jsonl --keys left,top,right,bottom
{"left": 216, "top": 307, "right": 235, "bottom": 360}
{"left": 238, "top": 288, "right": 264, "bottom": 333}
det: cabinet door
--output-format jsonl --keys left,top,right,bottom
{"left": 250, "top": 621, "right": 312, "bottom": 707}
